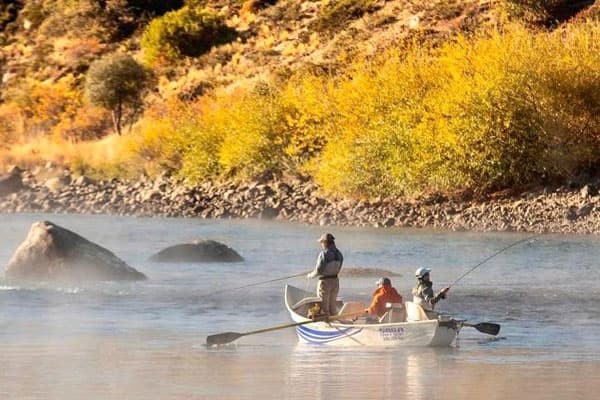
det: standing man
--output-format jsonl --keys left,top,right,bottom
{"left": 307, "top": 233, "right": 343, "bottom": 317}
{"left": 412, "top": 267, "right": 449, "bottom": 311}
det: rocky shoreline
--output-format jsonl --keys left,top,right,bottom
{"left": 1, "top": 165, "right": 600, "bottom": 234}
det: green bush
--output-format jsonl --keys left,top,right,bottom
{"left": 85, "top": 53, "right": 149, "bottom": 135}
{"left": 141, "top": 5, "right": 236, "bottom": 65}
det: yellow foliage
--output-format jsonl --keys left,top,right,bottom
{"left": 4, "top": 75, "right": 81, "bottom": 137}
{"left": 307, "top": 23, "right": 600, "bottom": 197}
{"left": 122, "top": 21, "right": 600, "bottom": 196}
{"left": 21, "top": 19, "right": 597, "bottom": 197}
{"left": 217, "top": 88, "right": 288, "bottom": 179}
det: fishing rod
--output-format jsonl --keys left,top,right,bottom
{"left": 198, "top": 270, "right": 309, "bottom": 298}
{"left": 448, "top": 233, "right": 543, "bottom": 288}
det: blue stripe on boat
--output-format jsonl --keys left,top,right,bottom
{"left": 296, "top": 325, "right": 362, "bottom": 343}
{"left": 298, "top": 325, "right": 355, "bottom": 337}
{"left": 297, "top": 329, "right": 361, "bottom": 344}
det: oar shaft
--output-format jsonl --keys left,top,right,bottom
{"left": 241, "top": 319, "right": 316, "bottom": 337}
{"left": 242, "top": 310, "right": 365, "bottom": 336}
{"left": 214, "top": 310, "right": 366, "bottom": 343}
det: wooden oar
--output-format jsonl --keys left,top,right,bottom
{"left": 462, "top": 322, "right": 501, "bottom": 336}
{"left": 206, "top": 311, "right": 365, "bottom": 346}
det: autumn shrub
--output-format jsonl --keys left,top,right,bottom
{"left": 122, "top": 97, "right": 225, "bottom": 180}
{"left": 0, "top": 103, "right": 22, "bottom": 149}
{"left": 19, "top": 0, "right": 48, "bottom": 30}
{"left": 4, "top": 75, "right": 81, "bottom": 137}
{"left": 141, "top": 5, "right": 236, "bottom": 66}
{"left": 278, "top": 75, "right": 337, "bottom": 169}
{"left": 215, "top": 87, "right": 290, "bottom": 180}
{"left": 313, "top": 23, "right": 600, "bottom": 197}
{"left": 104, "top": 20, "right": 600, "bottom": 198}
{"left": 52, "top": 105, "right": 111, "bottom": 141}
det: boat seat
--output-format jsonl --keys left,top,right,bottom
{"left": 405, "top": 301, "right": 431, "bottom": 321}
{"left": 337, "top": 301, "right": 367, "bottom": 316}
{"left": 379, "top": 302, "right": 406, "bottom": 323}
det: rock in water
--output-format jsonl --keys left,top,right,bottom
{"left": 4, "top": 221, "right": 146, "bottom": 281}
{"left": 150, "top": 240, "right": 244, "bottom": 263}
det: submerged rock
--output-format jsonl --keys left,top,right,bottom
{"left": 150, "top": 240, "right": 244, "bottom": 263}
{"left": 4, "top": 221, "right": 146, "bottom": 281}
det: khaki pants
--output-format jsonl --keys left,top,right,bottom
{"left": 317, "top": 278, "right": 339, "bottom": 316}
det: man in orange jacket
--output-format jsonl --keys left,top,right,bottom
{"left": 366, "top": 277, "right": 403, "bottom": 318}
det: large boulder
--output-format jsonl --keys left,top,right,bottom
{"left": 150, "top": 240, "right": 244, "bottom": 263}
{"left": 4, "top": 221, "right": 146, "bottom": 281}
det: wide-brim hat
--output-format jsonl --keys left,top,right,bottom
{"left": 318, "top": 233, "right": 335, "bottom": 242}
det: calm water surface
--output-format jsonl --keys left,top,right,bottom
{"left": 1, "top": 213, "right": 599, "bottom": 399}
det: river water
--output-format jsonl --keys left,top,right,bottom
{"left": 1, "top": 213, "right": 599, "bottom": 399}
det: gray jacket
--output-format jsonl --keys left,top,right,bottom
{"left": 308, "top": 246, "right": 343, "bottom": 279}
{"left": 412, "top": 281, "right": 444, "bottom": 310}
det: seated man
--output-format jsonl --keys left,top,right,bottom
{"left": 365, "top": 277, "right": 403, "bottom": 319}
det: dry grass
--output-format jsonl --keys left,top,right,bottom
{"left": 0, "top": 134, "right": 131, "bottom": 177}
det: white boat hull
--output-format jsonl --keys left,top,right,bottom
{"left": 285, "top": 285, "right": 459, "bottom": 347}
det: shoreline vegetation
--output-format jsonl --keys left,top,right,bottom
{"left": 2, "top": 166, "right": 600, "bottom": 234}
{"left": 2, "top": 1, "right": 600, "bottom": 224}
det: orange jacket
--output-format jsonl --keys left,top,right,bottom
{"left": 367, "top": 285, "right": 403, "bottom": 317}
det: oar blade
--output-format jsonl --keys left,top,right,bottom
{"left": 206, "top": 332, "right": 243, "bottom": 346}
{"left": 474, "top": 322, "right": 501, "bottom": 336}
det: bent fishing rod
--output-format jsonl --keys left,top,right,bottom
{"left": 447, "top": 232, "right": 543, "bottom": 288}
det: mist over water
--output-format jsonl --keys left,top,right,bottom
{"left": 1, "top": 213, "right": 599, "bottom": 399}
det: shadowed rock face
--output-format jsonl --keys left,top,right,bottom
{"left": 4, "top": 221, "right": 146, "bottom": 281}
{"left": 150, "top": 240, "right": 244, "bottom": 263}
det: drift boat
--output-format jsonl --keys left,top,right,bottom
{"left": 285, "top": 284, "right": 462, "bottom": 347}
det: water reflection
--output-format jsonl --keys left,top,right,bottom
{"left": 285, "top": 344, "right": 459, "bottom": 400}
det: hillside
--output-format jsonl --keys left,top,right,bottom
{"left": 0, "top": 1, "right": 499, "bottom": 104}
{"left": 2, "top": 0, "right": 600, "bottom": 199}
